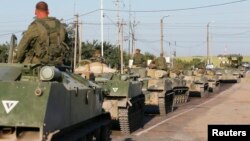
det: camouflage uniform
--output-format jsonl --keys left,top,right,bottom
{"left": 16, "top": 17, "right": 68, "bottom": 65}
{"left": 90, "top": 56, "right": 105, "bottom": 63}
{"left": 133, "top": 53, "right": 145, "bottom": 67}
{"left": 90, "top": 50, "right": 105, "bottom": 63}
{"left": 155, "top": 56, "right": 167, "bottom": 70}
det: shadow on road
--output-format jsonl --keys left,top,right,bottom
{"left": 123, "top": 138, "right": 136, "bottom": 141}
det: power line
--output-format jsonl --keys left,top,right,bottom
{"left": 64, "top": 9, "right": 100, "bottom": 22}
{"left": 0, "top": 9, "right": 101, "bottom": 37}
{"left": 170, "top": 41, "right": 206, "bottom": 48}
{"left": 0, "top": 30, "right": 24, "bottom": 37}
{"left": 137, "top": 39, "right": 160, "bottom": 43}
{"left": 103, "top": 0, "right": 248, "bottom": 13}
{"left": 213, "top": 30, "right": 250, "bottom": 36}
{"left": 103, "top": 14, "right": 117, "bottom": 26}
{"left": 0, "top": 20, "right": 29, "bottom": 24}
{"left": 79, "top": 9, "right": 100, "bottom": 17}
{"left": 75, "top": 22, "right": 250, "bottom": 29}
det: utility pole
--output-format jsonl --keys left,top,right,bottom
{"left": 210, "top": 33, "right": 213, "bottom": 64}
{"left": 206, "top": 22, "right": 214, "bottom": 64}
{"left": 73, "top": 14, "right": 79, "bottom": 71}
{"left": 8, "top": 34, "right": 17, "bottom": 63}
{"left": 100, "top": 0, "right": 104, "bottom": 57}
{"left": 131, "top": 19, "right": 139, "bottom": 58}
{"left": 120, "top": 20, "right": 124, "bottom": 74}
{"left": 207, "top": 23, "right": 210, "bottom": 65}
{"left": 160, "top": 16, "right": 170, "bottom": 56}
{"left": 131, "top": 25, "right": 135, "bottom": 58}
{"left": 115, "top": 0, "right": 120, "bottom": 48}
{"left": 173, "top": 41, "right": 177, "bottom": 67}
{"left": 128, "top": 0, "right": 132, "bottom": 56}
{"left": 115, "top": 0, "right": 124, "bottom": 73}
{"left": 79, "top": 22, "right": 83, "bottom": 64}
{"left": 131, "top": 32, "right": 135, "bottom": 57}
{"left": 160, "top": 18, "right": 164, "bottom": 55}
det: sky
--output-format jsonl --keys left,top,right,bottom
{"left": 0, "top": 0, "right": 249, "bottom": 57}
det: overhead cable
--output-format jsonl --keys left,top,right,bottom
{"left": 103, "top": 0, "right": 248, "bottom": 13}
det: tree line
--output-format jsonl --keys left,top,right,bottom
{"left": 0, "top": 39, "right": 156, "bottom": 68}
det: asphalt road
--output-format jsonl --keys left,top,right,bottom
{"left": 111, "top": 72, "right": 250, "bottom": 141}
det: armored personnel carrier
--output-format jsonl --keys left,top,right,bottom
{"left": 0, "top": 63, "right": 111, "bottom": 141}
{"left": 204, "top": 69, "right": 220, "bottom": 92}
{"left": 0, "top": 34, "right": 111, "bottom": 141}
{"left": 183, "top": 70, "right": 209, "bottom": 97}
{"left": 140, "top": 69, "right": 175, "bottom": 116}
{"left": 216, "top": 68, "right": 241, "bottom": 83}
{"left": 76, "top": 62, "right": 145, "bottom": 134}
{"left": 169, "top": 72, "right": 189, "bottom": 105}
{"left": 217, "top": 54, "right": 242, "bottom": 83}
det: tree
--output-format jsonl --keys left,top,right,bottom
{"left": 0, "top": 43, "right": 9, "bottom": 63}
{"left": 190, "top": 58, "right": 205, "bottom": 69}
{"left": 144, "top": 52, "right": 156, "bottom": 61}
{"left": 172, "top": 59, "right": 191, "bottom": 73}
{"left": 81, "top": 40, "right": 123, "bottom": 68}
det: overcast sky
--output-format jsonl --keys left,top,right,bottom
{"left": 0, "top": 0, "right": 249, "bottom": 57}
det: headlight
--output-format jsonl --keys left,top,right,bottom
{"left": 40, "top": 66, "right": 62, "bottom": 81}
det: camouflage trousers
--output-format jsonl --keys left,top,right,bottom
{"left": 23, "top": 56, "right": 41, "bottom": 64}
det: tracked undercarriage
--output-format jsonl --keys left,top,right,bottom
{"left": 142, "top": 69, "right": 175, "bottom": 115}
{"left": 76, "top": 62, "right": 145, "bottom": 135}
{"left": 169, "top": 73, "right": 189, "bottom": 105}
{"left": 117, "top": 95, "right": 145, "bottom": 134}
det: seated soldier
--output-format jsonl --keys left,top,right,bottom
{"left": 90, "top": 50, "right": 105, "bottom": 63}
{"left": 155, "top": 53, "right": 168, "bottom": 70}
{"left": 132, "top": 49, "right": 145, "bottom": 67}
{"left": 15, "top": 1, "right": 69, "bottom": 65}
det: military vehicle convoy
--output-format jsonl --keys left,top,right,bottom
{"left": 1, "top": 30, "right": 247, "bottom": 141}
{"left": 183, "top": 70, "right": 209, "bottom": 98}
{"left": 217, "top": 54, "right": 243, "bottom": 83}
{"left": 0, "top": 64, "right": 111, "bottom": 141}
{"left": 75, "top": 62, "right": 145, "bottom": 134}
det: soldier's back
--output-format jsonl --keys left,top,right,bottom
{"left": 133, "top": 53, "right": 144, "bottom": 67}
{"left": 32, "top": 17, "right": 68, "bottom": 65}
{"left": 155, "top": 56, "right": 167, "bottom": 70}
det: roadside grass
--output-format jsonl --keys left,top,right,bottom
{"left": 176, "top": 56, "right": 250, "bottom": 67}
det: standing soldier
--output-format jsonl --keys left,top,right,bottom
{"left": 155, "top": 53, "right": 168, "bottom": 70}
{"left": 90, "top": 50, "right": 105, "bottom": 63}
{"left": 15, "top": 1, "right": 69, "bottom": 65}
{"left": 132, "top": 48, "right": 145, "bottom": 67}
